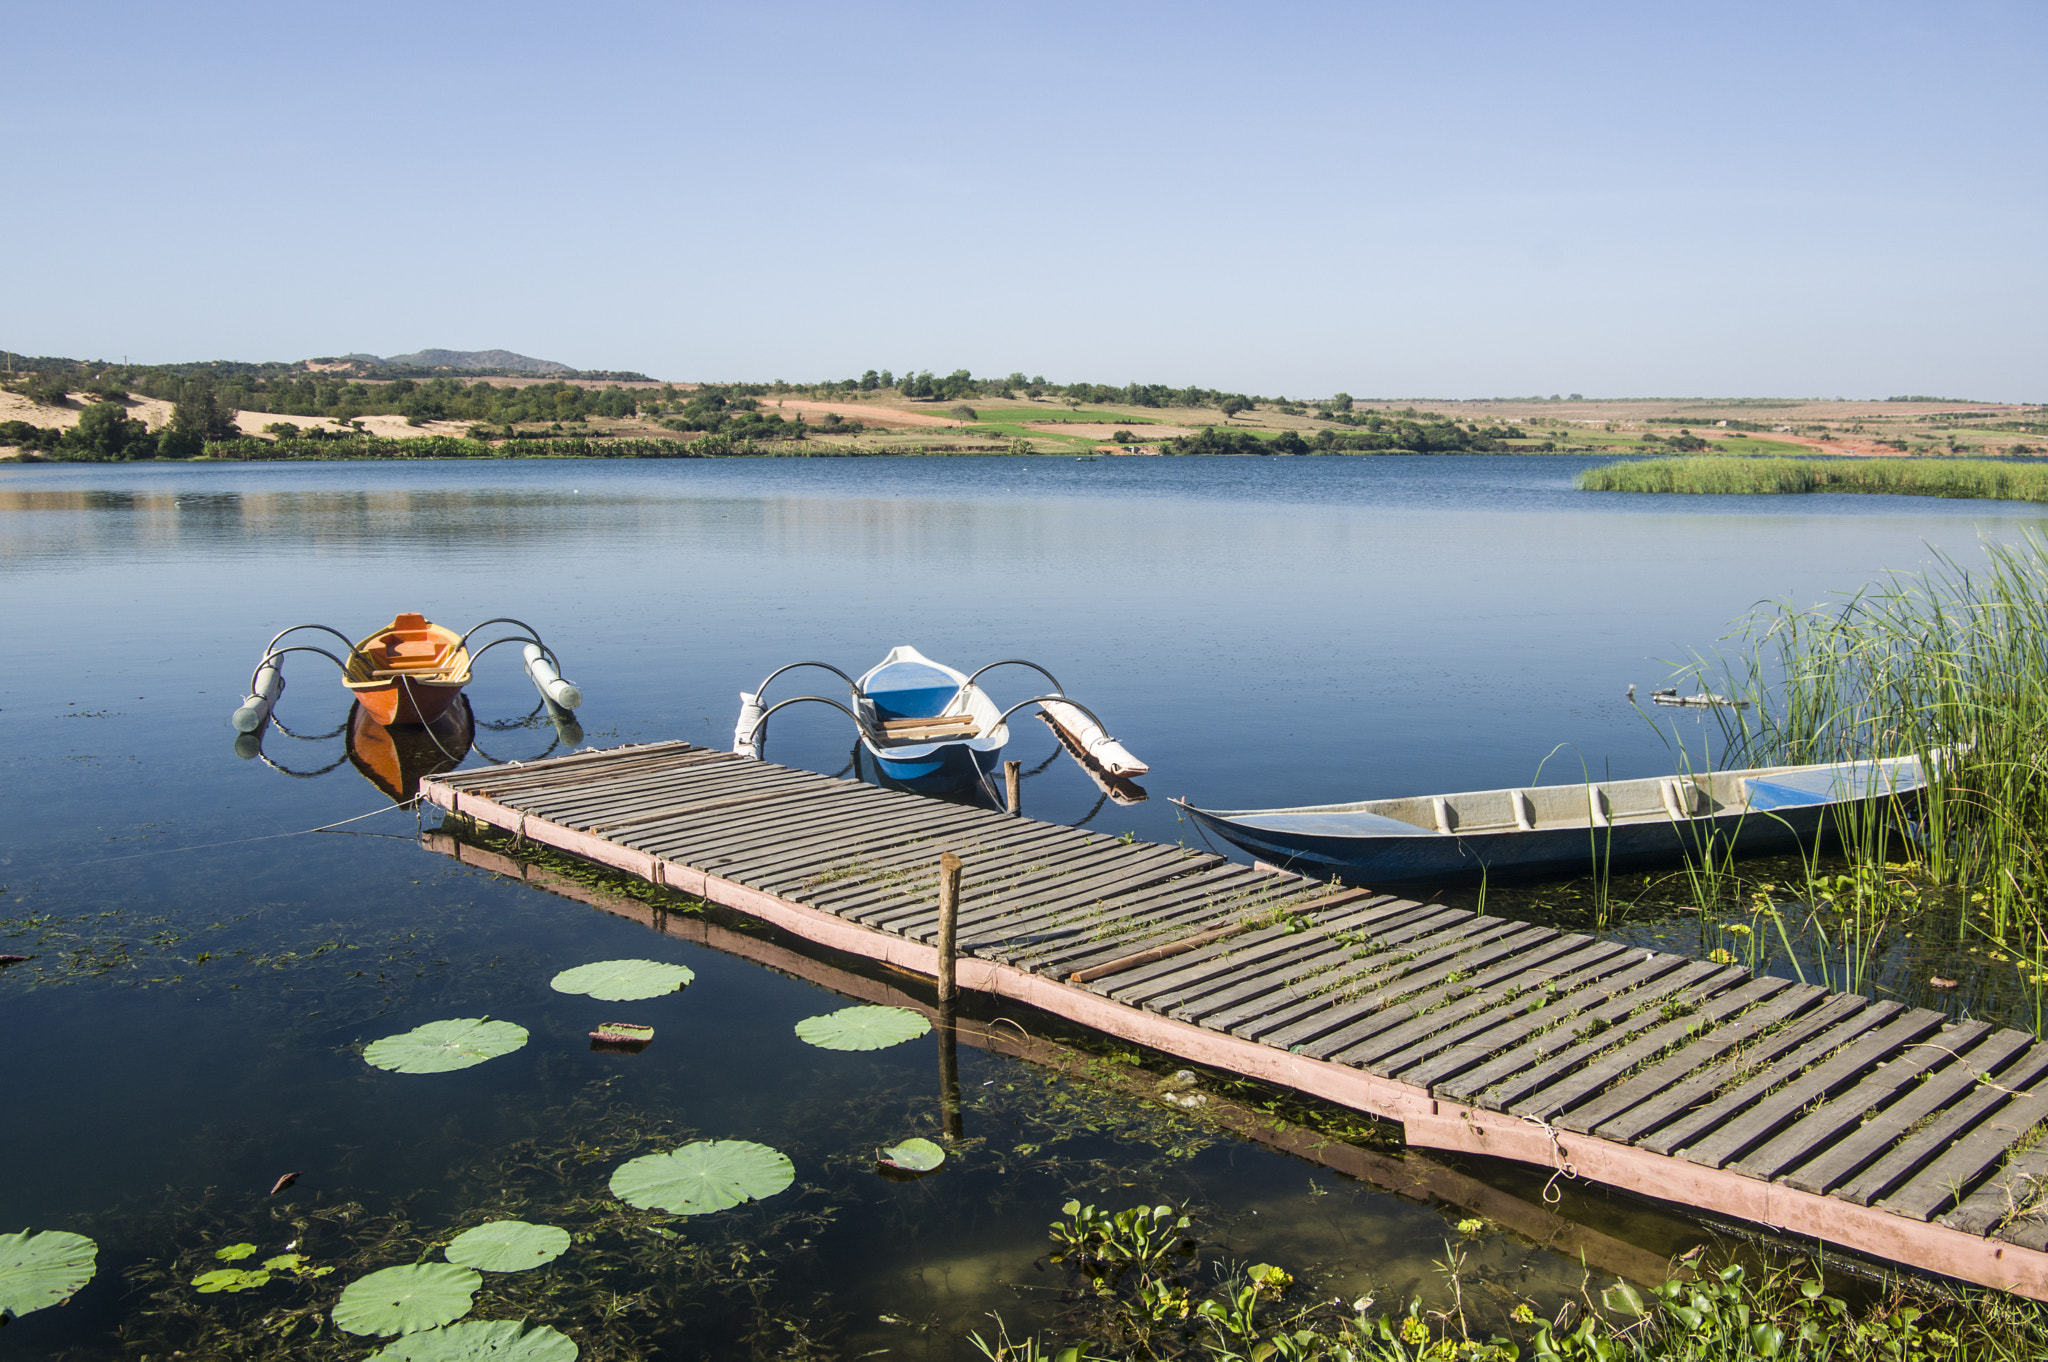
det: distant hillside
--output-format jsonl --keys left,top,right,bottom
{"left": 378, "top": 348, "right": 574, "bottom": 374}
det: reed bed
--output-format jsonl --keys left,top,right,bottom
{"left": 1685, "top": 535, "right": 2048, "bottom": 1027}
{"left": 1581, "top": 456, "right": 2048, "bottom": 502}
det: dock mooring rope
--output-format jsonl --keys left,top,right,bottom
{"left": 92, "top": 800, "right": 419, "bottom": 864}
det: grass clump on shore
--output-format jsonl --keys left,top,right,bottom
{"left": 1580, "top": 456, "right": 2048, "bottom": 502}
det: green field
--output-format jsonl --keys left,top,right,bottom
{"left": 962, "top": 406, "right": 1159, "bottom": 425}
{"left": 1579, "top": 455, "right": 2048, "bottom": 501}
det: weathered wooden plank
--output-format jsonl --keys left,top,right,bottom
{"left": 1943, "top": 1135, "right": 2048, "bottom": 1237}
{"left": 1139, "top": 899, "right": 1434, "bottom": 1018}
{"left": 1006, "top": 870, "right": 1313, "bottom": 972}
{"left": 1353, "top": 939, "right": 1639, "bottom": 1076}
{"left": 1243, "top": 915, "right": 1527, "bottom": 1049}
{"left": 1873, "top": 1048, "right": 2048, "bottom": 1220}
{"left": 675, "top": 800, "right": 1024, "bottom": 876}
{"left": 1109, "top": 906, "right": 1415, "bottom": 1013}
{"left": 1389, "top": 943, "right": 1700, "bottom": 1089}
{"left": 1636, "top": 999, "right": 1903, "bottom": 1158}
{"left": 625, "top": 784, "right": 953, "bottom": 858}
{"left": 1283, "top": 923, "right": 1559, "bottom": 1059}
{"left": 1681, "top": 1008, "right": 1949, "bottom": 1171}
{"left": 583, "top": 778, "right": 850, "bottom": 835}
{"left": 1316, "top": 933, "right": 1604, "bottom": 1069}
{"left": 452, "top": 743, "right": 702, "bottom": 794}
{"left": 1579, "top": 985, "right": 1839, "bottom": 1145}
{"left": 953, "top": 863, "right": 1302, "bottom": 957}
{"left": 1487, "top": 962, "right": 1745, "bottom": 1117}
{"left": 1499, "top": 971, "right": 1779, "bottom": 1121}
{"left": 524, "top": 755, "right": 799, "bottom": 814}
{"left": 1779, "top": 1026, "right": 2039, "bottom": 1198}
{"left": 1430, "top": 954, "right": 1727, "bottom": 1108}
{"left": 871, "top": 842, "right": 1198, "bottom": 931}
{"left": 1739, "top": 1021, "right": 1993, "bottom": 1185}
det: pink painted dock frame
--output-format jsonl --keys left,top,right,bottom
{"left": 421, "top": 741, "right": 2048, "bottom": 1299}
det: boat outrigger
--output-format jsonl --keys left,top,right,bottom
{"left": 1178, "top": 752, "right": 1930, "bottom": 885}
{"left": 231, "top": 615, "right": 582, "bottom": 736}
{"left": 733, "top": 646, "right": 1146, "bottom": 797}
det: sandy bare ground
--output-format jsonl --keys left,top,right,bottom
{"left": 758, "top": 398, "right": 964, "bottom": 428}
{"left": 236, "top": 411, "right": 474, "bottom": 440}
{"left": 0, "top": 390, "right": 175, "bottom": 431}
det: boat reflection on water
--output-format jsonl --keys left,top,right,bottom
{"left": 235, "top": 697, "right": 581, "bottom": 804}
{"left": 347, "top": 698, "right": 476, "bottom": 803}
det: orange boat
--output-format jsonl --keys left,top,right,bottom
{"left": 342, "top": 612, "right": 474, "bottom": 726}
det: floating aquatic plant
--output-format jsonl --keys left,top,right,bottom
{"left": 794, "top": 1004, "right": 929, "bottom": 1051}
{"left": 550, "top": 958, "right": 693, "bottom": 1001}
{"left": 877, "top": 1137, "right": 946, "bottom": 1173}
{"left": 368, "top": 1319, "right": 579, "bottom": 1361}
{"left": 364, "top": 1018, "right": 528, "bottom": 1074}
{"left": 191, "top": 1267, "right": 270, "bottom": 1293}
{"left": 589, "top": 1022, "right": 653, "bottom": 1053}
{"left": 444, "top": 1220, "right": 570, "bottom": 1272}
{"left": 609, "top": 1139, "right": 794, "bottom": 1215}
{"left": 333, "top": 1262, "right": 481, "bottom": 1336}
{"left": 0, "top": 1229, "right": 97, "bottom": 1320}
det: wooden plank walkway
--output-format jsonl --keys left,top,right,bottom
{"left": 421, "top": 741, "right": 2048, "bottom": 1298}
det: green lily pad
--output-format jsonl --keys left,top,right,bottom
{"left": 0, "top": 1229, "right": 97, "bottom": 1320}
{"left": 214, "top": 1242, "right": 259, "bottom": 1262}
{"left": 333, "top": 1262, "right": 481, "bottom": 1336}
{"left": 609, "top": 1140, "right": 794, "bottom": 1215}
{"left": 550, "top": 958, "right": 693, "bottom": 1001}
{"left": 369, "top": 1319, "right": 579, "bottom": 1361}
{"left": 878, "top": 1137, "right": 946, "bottom": 1172}
{"left": 794, "top": 1005, "right": 930, "bottom": 1051}
{"left": 445, "top": 1221, "right": 570, "bottom": 1273}
{"left": 364, "top": 1018, "right": 529, "bottom": 1074}
{"left": 192, "top": 1267, "right": 271, "bottom": 1293}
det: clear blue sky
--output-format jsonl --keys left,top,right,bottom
{"left": 5, "top": 1, "right": 2042, "bottom": 399}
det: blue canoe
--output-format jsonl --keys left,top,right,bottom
{"left": 1178, "top": 753, "right": 1929, "bottom": 884}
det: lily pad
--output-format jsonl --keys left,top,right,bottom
{"left": 609, "top": 1140, "right": 794, "bottom": 1215}
{"left": 550, "top": 958, "right": 693, "bottom": 1001}
{"left": 369, "top": 1319, "right": 579, "bottom": 1362}
{"left": 445, "top": 1221, "right": 570, "bottom": 1273}
{"left": 333, "top": 1262, "right": 481, "bottom": 1337}
{"left": 794, "top": 1005, "right": 930, "bottom": 1052}
{"left": 364, "top": 1018, "right": 528, "bottom": 1075}
{"left": 215, "top": 1242, "right": 260, "bottom": 1261}
{"left": 0, "top": 1229, "right": 97, "bottom": 1321}
{"left": 877, "top": 1137, "right": 946, "bottom": 1172}
{"left": 192, "top": 1267, "right": 270, "bottom": 1293}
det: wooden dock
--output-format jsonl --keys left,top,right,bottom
{"left": 421, "top": 740, "right": 2048, "bottom": 1299}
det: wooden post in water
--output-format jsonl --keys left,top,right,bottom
{"left": 936, "top": 851, "right": 962, "bottom": 1004}
{"left": 936, "top": 995, "right": 964, "bottom": 1143}
{"left": 1004, "top": 759, "right": 1022, "bottom": 815}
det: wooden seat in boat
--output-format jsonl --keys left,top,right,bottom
{"left": 875, "top": 714, "right": 979, "bottom": 742}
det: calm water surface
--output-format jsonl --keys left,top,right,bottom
{"left": 3, "top": 456, "right": 2040, "bottom": 1357}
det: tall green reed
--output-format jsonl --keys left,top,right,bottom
{"left": 1687, "top": 533, "right": 2048, "bottom": 1027}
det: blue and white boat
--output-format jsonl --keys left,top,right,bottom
{"left": 1177, "top": 753, "right": 1930, "bottom": 885}
{"left": 850, "top": 646, "right": 1009, "bottom": 792}
{"left": 734, "top": 647, "right": 1144, "bottom": 798}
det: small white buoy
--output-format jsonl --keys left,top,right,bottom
{"left": 231, "top": 657, "right": 284, "bottom": 733}
{"left": 521, "top": 643, "right": 583, "bottom": 711}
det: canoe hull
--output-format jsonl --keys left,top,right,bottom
{"left": 1182, "top": 801, "right": 1843, "bottom": 884}
{"left": 1181, "top": 754, "right": 1929, "bottom": 885}
{"left": 870, "top": 741, "right": 1000, "bottom": 795}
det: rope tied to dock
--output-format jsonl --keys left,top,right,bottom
{"left": 1521, "top": 1114, "right": 1579, "bottom": 1204}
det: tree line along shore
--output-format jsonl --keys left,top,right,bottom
{"left": 2, "top": 358, "right": 2042, "bottom": 485}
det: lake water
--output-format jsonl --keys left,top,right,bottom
{"left": 4, "top": 455, "right": 2041, "bottom": 1358}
